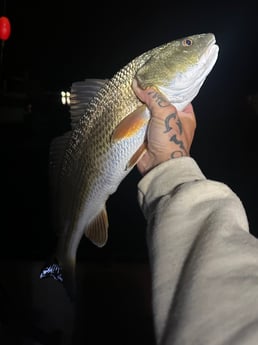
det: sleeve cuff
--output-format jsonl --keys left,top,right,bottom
{"left": 137, "top": 157, "right": 206, "bottom": 210}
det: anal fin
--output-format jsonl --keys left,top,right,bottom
{"left": 85, "top": 207, "right": 109, "bottom": 247}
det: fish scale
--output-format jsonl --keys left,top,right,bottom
{"left": 40, "top": 33, "right": 219, "bottom": 299}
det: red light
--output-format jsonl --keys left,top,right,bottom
{"left": 0, "top": 16, "right": 11, "bottom": 41}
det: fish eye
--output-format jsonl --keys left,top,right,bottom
{"left": 182, "top": 39, "right": 193, "bottom": 47}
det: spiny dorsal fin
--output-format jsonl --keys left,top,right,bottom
{"left": 85, "top": 207, "right": 109, "bottom": 247}
{"left": 69, "top": 78, "right": 108, "bottom": 129}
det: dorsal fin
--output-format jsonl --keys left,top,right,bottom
{"left": 49, "top": 131, "right": 72, "bottom": 182}
{"left": 85, "top": 207, "right": 109, "bottom": 247}
{"left": 48, "top": 131, "right": 72, "bottom": 231}
{"left": 69, "top": 78, "right": 108, "bottom": 129}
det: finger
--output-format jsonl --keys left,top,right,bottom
{"left": 132, "top": 79, "right": 177, "bottom": 118}
{"left": 132, "top": 78, "right": 170, "bottom": 108}
{"left": 179, "top": 103, "right": 196, "bottom": 130}
{"left": 182, "top": 103, "right": 194, "bottom": 113}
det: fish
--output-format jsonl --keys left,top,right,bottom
{"left": 40, "top": 33, "right": 219, "bottom": 299}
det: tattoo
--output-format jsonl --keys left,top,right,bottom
{"left": 163, "top": 112, "right": 177, "bottom": 133}
{"left": 176, "top": 118, "right": 183, "bottom": 135}
{"left": 163, "top": 113, "right": 183, "bottom": 134}
{"left": 170, "top": 134, "right": 187, "bottom": 152}
{"left": 171, "top": 151, "right": 184, "bottom": 158}
{"left": 147, "top": 90, "right": 170, "bottom": 107}
{"left": 146, "top": 90, "right": 188, "bottom": 159}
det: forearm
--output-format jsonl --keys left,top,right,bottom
{"left": 138, "top": 157, "right": 258, "bottom": 345}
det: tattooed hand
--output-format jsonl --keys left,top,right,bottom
{"left": 132, "top": 79, "right": 196, "bottom": 175}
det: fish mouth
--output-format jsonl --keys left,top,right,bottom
{"left": 189, "top": 33, "right": 219, "bottom": 84}
{"left": 202, "top": 36, "right": 219, "bottom": 69}
{"left": 161, "top": 37, "right": 219, "bottom": 109}
{"left": 192, "top": 38, "right": 219, "bottom": 89}
{"left": 185, "top": 36, "right": 219, "bottom": 86}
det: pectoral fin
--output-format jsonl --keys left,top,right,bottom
{"left": 85, "top": 207, "right": 109, "bottom": 247}
{"left": 111, "top": 105, "right": 149, "bottom": 142}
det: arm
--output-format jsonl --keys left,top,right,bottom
{"left": 133, "top": 80, "right": 258, "bottom": 345}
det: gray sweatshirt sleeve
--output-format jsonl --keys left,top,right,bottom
{"left": 138, "top": 157, "right": 258, "bottom": 345}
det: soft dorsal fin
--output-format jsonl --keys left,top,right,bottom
{"left": 48, "top": 131, "right": 72, "bottom": 231}
{"left": 49, "top": 131, "right": 72, "bottom": 183}
{"left": 69, "top": 78, "right": 108, "bottom": 129}
{"left": 85, "top": 207, "right": 109, "bottom": 247}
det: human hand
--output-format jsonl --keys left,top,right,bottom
{"left": 132, "top": 79, "right": 196, "bottom": 175}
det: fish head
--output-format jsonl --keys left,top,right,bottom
{"left": 135, "top": 33, "right": 219, "bottom": 110}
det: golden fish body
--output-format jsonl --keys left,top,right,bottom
{"left": 40, "top": 33, "right": 219, "bottom": 297}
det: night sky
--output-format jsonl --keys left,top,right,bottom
{"left": 1, "top": 0, "right": 258, "bottom": 261}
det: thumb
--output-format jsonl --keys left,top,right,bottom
{"left": 132, "top": 79, "right": 177, "bottom": 119}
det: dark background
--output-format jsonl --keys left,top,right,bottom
{"left": 0, "top": 1, "right": 258, "bottom": 344}
{"left": 1, "top": 0, "right": 258, "bottom": 260}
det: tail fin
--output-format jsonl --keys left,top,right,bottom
{"left": 40, "top": 258, "right": 76, "bottom": 301}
